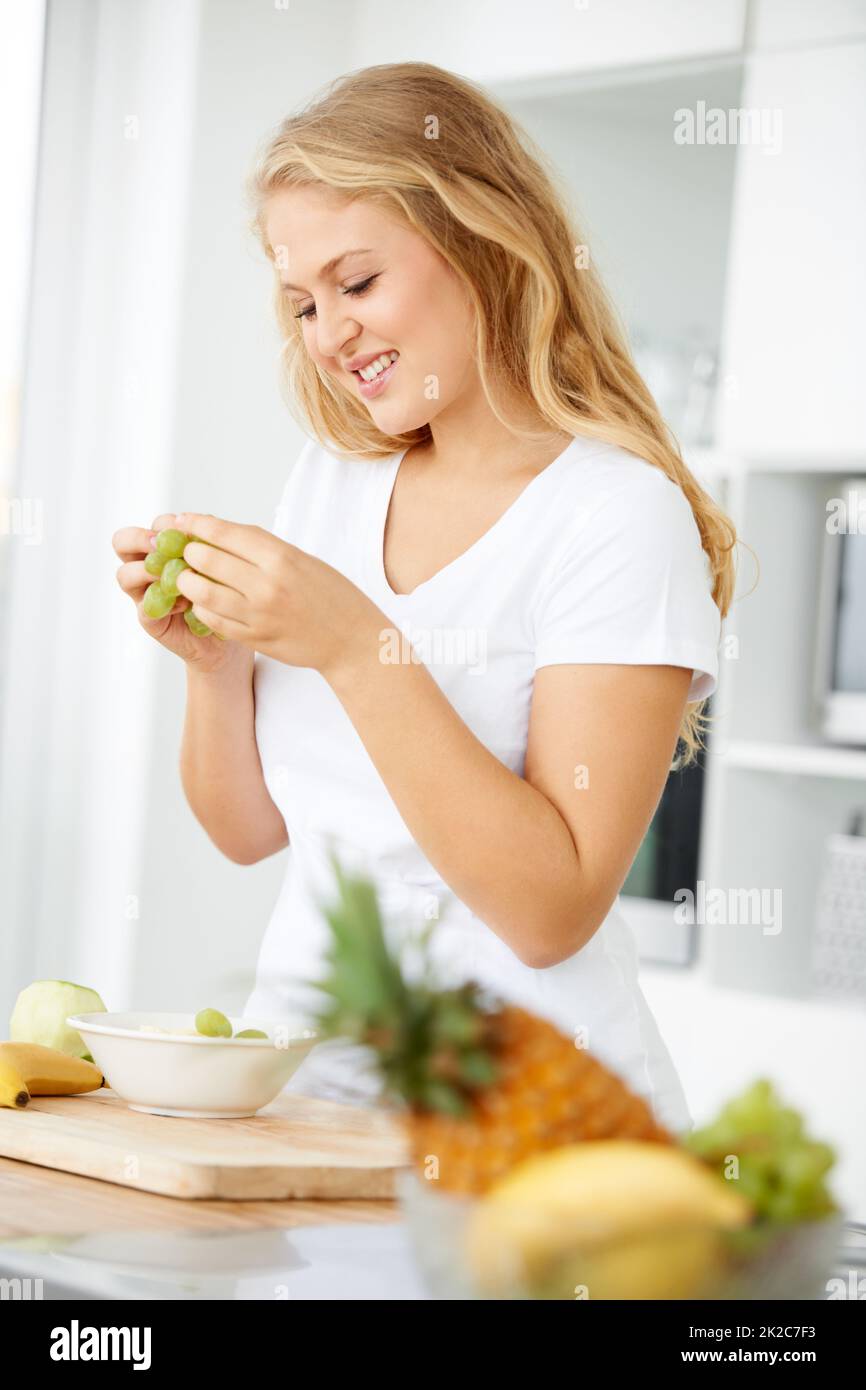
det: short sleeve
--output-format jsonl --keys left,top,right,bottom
{"left": 532, "top": 470, "right": 721, "bottom": 701}
{"left": 269, "top": 437, "right": 318, "bottom": 541}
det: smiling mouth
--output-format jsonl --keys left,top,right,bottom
{"left": 354, "top": 351, "right": 399, "bottom": 399}
{"left": 353, "top": 349, "right": 399, "bottom": 381}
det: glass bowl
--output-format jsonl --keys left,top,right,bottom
{"left": 397, "top": 1171, "right": 844, "bottom": 1301}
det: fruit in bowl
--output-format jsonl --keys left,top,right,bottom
{"left": 313, "top": 856, "right": 843, "bottom": 1299}
{"left": 67, "top": 1012, "right": 317, "bottom": 1118}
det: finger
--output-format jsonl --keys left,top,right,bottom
{"left": 182, "top": 538, "right": 254, "bottom": 594}
{"left": 115, "top": 559, "right": 153, "bottom": 596}
{"left": 186, "top": 601, "right": 251, "bottom": 642}
{"left": 112, "top": 526, "right": 155, "bottom": 562}
{"left": 177, "top": 567, "right": 251, "bottom": 625}
{"left": 117, "top": 558, "right": 193, "bottom": 606}
{"left": 150, "top": 513, "right": 182, "bottom": 534}
{"left": 137, "top": 599, "right": 189, "bottom": 633}
{"left": 175, "top": 512, "right": 271, "bottom": 565}
{"left": 112, "top": 515, "right": 182, "bottom": 561}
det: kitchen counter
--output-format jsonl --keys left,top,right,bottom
{"left": 0, "top": 1152, "right": 428, "bottom": 1299}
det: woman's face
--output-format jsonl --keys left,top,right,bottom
{"left": 264, "top": 185, "right": 478, "bottom": 436}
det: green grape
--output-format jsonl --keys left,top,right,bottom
{"left": 763, "top": 1187, "right": 802, "bottom": 1225}
{"left": 194, "top": 1008, "right": 232, "bottom": 1038}
{"left": 142, "top": 581, "right": 175, "bottom": 620}
{"left": 155, "top": 528, "right": 190, "bottom": 561}
{"left": 159, "top": 557, "right": 189, "bottom": 600}
{"left": 781, "top": 1141, "right": 835, "bottom": 1190}
{"left": 184, "top": 609, "right": 212, "bottom": 637}
{"left": 144, "top": 550, "right": 165, "bottom": 577}
{"left": 686, "top": 1078, "right": 838, "bottom": 1227}
{"left": 722, "top": 1079, "right": 777, "bottom": 1134}
{"left": 773, "top": 1107, "right": 805, "bottom": 1143}
{"left": 684, "top": 1119, "right": 736, "bottom": 1157}
{"left": 235, "top": 1028, "right": 268, "bottom": 1039}
{"left": 734, "top": 1160, "right": 771, "bottom": 1209}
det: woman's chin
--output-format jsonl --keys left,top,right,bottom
{"left": 364, "top": 398, "right": 431, "bottom": 436}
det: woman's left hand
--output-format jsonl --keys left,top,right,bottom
{"left": 172, "top": 511, "right": 380, "bottom": 679}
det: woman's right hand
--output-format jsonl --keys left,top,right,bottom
{"left": 113, "top": 514, "right": 252, "bottom": 676}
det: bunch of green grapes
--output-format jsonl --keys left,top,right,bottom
{"left": 684, "top": 1078, "right": 837, "bottom": 1225}
{"left": 142, "top": 528, "right": 220, "bottom": 637}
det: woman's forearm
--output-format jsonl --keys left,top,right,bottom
{"left": 323, "top": 620, "right": 592, "bottom": 967}
{"left": 180, "top": 656, "right": 288, "bottom": 865}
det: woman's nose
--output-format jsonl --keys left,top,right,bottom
{"left": 314, "top": 304, "right": 361, "bottom": 363}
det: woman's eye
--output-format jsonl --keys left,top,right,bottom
{"left": 342, "top": 273, "right": 379, "bottom": 298}
{"left": 292, "top": 273, "right": 379, "bottom": 321}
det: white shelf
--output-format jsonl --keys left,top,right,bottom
{"left": 714, "top": 739, "right": 866, "bottom": 781}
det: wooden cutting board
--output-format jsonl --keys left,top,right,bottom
{"left": 0, "top": 1088, "right": 410, "bottom": 1200}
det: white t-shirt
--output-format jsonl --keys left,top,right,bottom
{"left": 246, "top": 433, "right": 721, "bottom": 1135}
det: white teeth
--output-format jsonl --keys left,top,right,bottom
{"left": 358, "top": 351, "right": 398, "bottom": 382}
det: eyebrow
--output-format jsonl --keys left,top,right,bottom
{"left": 280, "top": 249, "right": 375, "bottom": 294}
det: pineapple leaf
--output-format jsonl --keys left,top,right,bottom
{"left": 311, "top": 851, "right": 497, "bottom": 1116}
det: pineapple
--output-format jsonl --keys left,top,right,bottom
{"left": 313, "top": 856, "right": 673, "bottom": 1195}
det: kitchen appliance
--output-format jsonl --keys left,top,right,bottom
{"left": 620, "top": 752, "right": 706, "bottom": 966}
{"left": 811, "top": 813, "right": 866, "bottom": 1001}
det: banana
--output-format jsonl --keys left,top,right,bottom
{"left": 0, "top": 1043, "right": 104, "bottom": 1109}
{"left": 0, "top": 1056, "right": 30, "bottom": 1109}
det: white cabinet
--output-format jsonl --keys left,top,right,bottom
{"left": 716, "top": 42, "right": 866, "bottom": 457}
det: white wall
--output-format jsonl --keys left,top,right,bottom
{"left": 352, "top": 0, "right": 746, "bottom": 82}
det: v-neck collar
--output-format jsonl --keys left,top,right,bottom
{"left": 373, "top": 436, "right": 581, "bottom": 601}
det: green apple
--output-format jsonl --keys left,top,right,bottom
{"left": 10, "top": 980, "right": 106, "bottom": 1060}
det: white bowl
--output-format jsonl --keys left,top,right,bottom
{"left": 68, "top": 1011, "right": 318, "bottom": 1119}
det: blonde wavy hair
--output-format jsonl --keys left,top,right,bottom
{"left": 246, "top": 61, "right": 738, "bottom": 767}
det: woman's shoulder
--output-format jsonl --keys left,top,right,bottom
{"left": 554, "top": 438, "right": 700, "bottom": 544}
{"left": 562, "top": 436, "right": 687, "bottom": 499}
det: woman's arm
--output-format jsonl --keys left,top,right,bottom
{"left": 180, "top": 657, "right": 289, "bottom": 866}
{"left": 325, "top": 631, "right": 692, "bottom": 967}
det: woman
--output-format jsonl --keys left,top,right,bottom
{"left": 113, "top": 63, "right": 736, "bottom": 1134}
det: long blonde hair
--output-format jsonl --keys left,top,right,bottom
{"left": 246, "top": 61, "right": 738, "bottom": 767}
